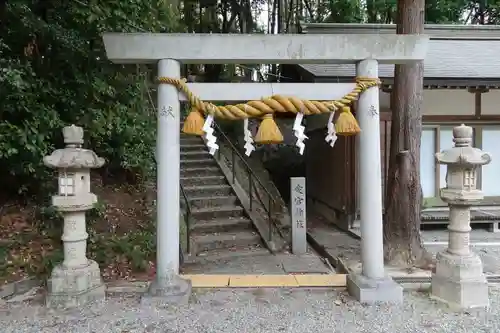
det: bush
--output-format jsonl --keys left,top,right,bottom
{"left": 0, "top": 1, "right": 183, "bottom": 198}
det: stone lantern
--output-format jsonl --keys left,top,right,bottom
{"left": 431, "top": 124, "right": 492, "bottom": 309}
{"left": 43, "top": 125, "right": 105, "bottom": 308}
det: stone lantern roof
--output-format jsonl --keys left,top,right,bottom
{"left": 435, "top": 124, "right": 492, "bottom": 167}
{"left": 43, "top": 125, "right": 105, "bottom": 169}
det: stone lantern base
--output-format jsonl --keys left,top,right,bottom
{"left": 431, "top": 251, "right": 489, "bottom": 309}
{"left": 46, "top": 259, "right": 105, "bottom": 308}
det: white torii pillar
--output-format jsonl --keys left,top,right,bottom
{"left": 346, "top": 60, "right": 403, "bottom": 303}
{"left": 102, "top": 32, "right": 428, "bottom": 304}
{"left": 144, "top": 58, "right": 192, "bottom": 304}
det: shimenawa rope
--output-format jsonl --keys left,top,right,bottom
{"left": 157, "top": 76, "right": 380, "bottom": 144}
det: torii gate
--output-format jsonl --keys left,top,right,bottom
{"left": 103, "top": 32, "right": 429, "bottom": 304}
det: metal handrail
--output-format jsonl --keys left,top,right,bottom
{"left": 180, "top": 183, "right": 191, "bottom": 254}
{"left": 212, "top": 122, "right": 277, "bottom": 242}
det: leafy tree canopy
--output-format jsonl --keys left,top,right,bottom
{"left": 1, "top": 0, "right": 182, "bottom": 196}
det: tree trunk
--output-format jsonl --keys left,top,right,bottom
{"left": 383, "top": 0, "right": 433, "bottom": 269}
{"left": 366, "top": 0, "right": 377, "bottom": 23}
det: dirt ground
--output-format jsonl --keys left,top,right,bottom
{"left": 0, "top": 175, "right": 156, "bottom": 285}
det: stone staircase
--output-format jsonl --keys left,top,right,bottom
{"left": 180, "top": 134, "right": 266, "bottom": 257}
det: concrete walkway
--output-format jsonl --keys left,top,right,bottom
{"left": 307, "top": 213, "right": 500, "bottom": 278}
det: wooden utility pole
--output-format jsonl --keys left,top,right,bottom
{"left": 383, "top": 0, "right": 433, "bottom": 268}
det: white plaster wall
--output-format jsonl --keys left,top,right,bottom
{"left": 482, "top": 90, "right": 500, "bottom": 115}
{"left": 420, "top": 129, "right": 436, "bottom": 197}
{"left": 380, "top": 90, "right": 390, "bottom": 109}
{"left": 421, "top": 127, "right": 455, "bottom": 198}
{"left": 423, "top": 90, "right": 475, "bottom": 115}
{"left": 481, "top": 127, "right": 500, "bottom": 196}
{"left": 381, "top": 90, "right": 475, "bottom": 115}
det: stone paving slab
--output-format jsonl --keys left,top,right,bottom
{"left": 307, "top": 215, "right": 500, "bottom": 277}
{"left": 0, "top": 278, "right": 40, "bottom": 300}
{"left": 99, "top": 274, "right": 348, "bottom": 292}
{"left": 184, "top": 256, "right": 284, "bottom": 274}
{"left": 351, "top": 225, "right": 500, "bottom": 244}
{"left": 307, "top": 224, "right": 361, "bottom": 272}
{"left": 229, "top": 275, "right": 299, "bottom": 287}
{"left": 183, "top": 274, "right": 232, "bottom": 287}
{"left": 106, "top": 281, "right": 149, "bottom": 294}
{"left": 182, "top": 251, "right": 332, "bottom": 275}
{"left": 278, "top": 254, "right": 330, "bottom": 274}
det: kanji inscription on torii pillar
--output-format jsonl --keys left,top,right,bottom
{"left": 291, "top": 177, "right": 307, "bottom": 255}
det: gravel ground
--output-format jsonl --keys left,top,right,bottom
{"left": 1, "top": 286, "right": 500, "bottom": 333}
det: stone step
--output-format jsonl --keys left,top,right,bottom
{"left": 181, "top": 158, "right": 217, "bottom": 168}
{"left": 180, "top": 150, "right": 211, "bottom": 160}
{"left": 180, "top": 175, "right": 226, "bottom": 186}
{"left": 183, "top": 184, "right": 233, "bottom": 197}
{"left": 180, "top": 136, "right": 203, "bottom": 144}
{"left": 180, "top": 144, "right": 208, "bottom": 152}
{"left": 184, "top": 245, "right": 269, "bottom": 265}
{"left": 190, "top": 217, "right": 254, "bottom": 234}
{"left": 181, "top": 167, "right": 220, "bottom": 177}
{"left": 192, "top": 231, "right": 262, "bottom": 253}
{"left": 188, "top": 195, "right": 238, "bottom": 209}
{"left": 191, "top": 205, "right": 245, "bottom": 220}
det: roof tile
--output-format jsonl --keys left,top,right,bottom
{"left": 300, "top": 39, "right": 500, "bottom": 79}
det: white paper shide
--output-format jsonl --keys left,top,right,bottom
{"left": 243, "top": 118, "right": 255, "bottom": 156}
{"left": 325, "top": 111, "right": 338, "bottom": 147}
{"left": 293, "top": 112, "right": 308, "bottom": 155}
{"left": 202, "top": 114, "right": 219, "bottom": 155}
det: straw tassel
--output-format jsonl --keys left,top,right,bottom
{"left": 335, "top": 107, "right": 361, "bottom": 136}
{"left": 255, "top": 114, "right": 283, "bottom": 144}
{"left": 182, "top": 109, "right": 205, "bottom": 136}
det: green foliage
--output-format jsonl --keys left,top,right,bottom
{"left": 365, "top": 0, "right": 469, "bottom": 23}
{"left": 323, "top": 0, "right": 365, "bottom": 23}
{"left": 87, "top": 226, "right": 156, "bottom": 272}
{"left": 17, "top": 222, "right": 158, "bottom": 279}
{"left": 425, "top": 0, "right": 469, "bottom": 23}
{"left": 304, "top": 0, "right": 500, "bottom": 24}
{"left": 3, "top": 205, "right": 186, "bottom": 281}
{"left": 0, "top": 1, "right": 183, "bottom": 197}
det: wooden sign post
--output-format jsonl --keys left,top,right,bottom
{"left": 291, "top": 177, "right": 307, "bottom": 255}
